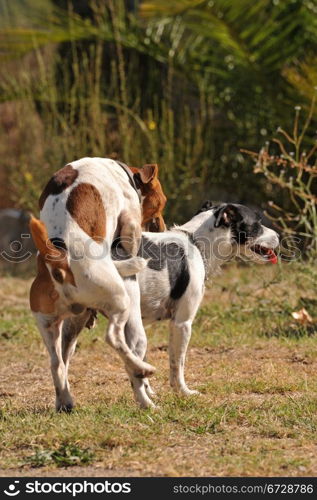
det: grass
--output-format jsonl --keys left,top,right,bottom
{"left": 26, "top": 444, "right": 94, "bottom": 468}
{"left": 0, "top": 261, "right": 317, "bottom": 476}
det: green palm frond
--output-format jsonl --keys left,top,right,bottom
{"left": 0, "top": 1, "right": 101, "bottom": 60}
{"left": 141, "top": 0, "right": 317, "bottom": 76}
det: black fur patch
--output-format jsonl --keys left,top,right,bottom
{"left": 112, "top": 236, "right": 190, "bottom": 300}
{"left": 124, "top": 275, "right": 137, "bottom": 281}
{"left": 39, "top": 164, "right": 78, "bottom": 210}
{"left": 196, "top": 201, "right": 264, "bottom": 244}
{"left": 214, "top": 204, "right": 263, "bottom": 244}
{"left": 169, "top": 248, "right": 190, "bottom": 300}
{"left": 50, "top": 237, "right": 67, "bottom": 251}
{"left": 111, "top": 238, "right": 127, "bottom": 260}
{"left": 141, "top": 237, "right": 190, "bottom": 300}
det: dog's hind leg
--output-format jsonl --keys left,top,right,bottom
{"left": 34, "top": 312, "right": 74, "bottom": 412}
{"left": 62, "top": 309, "right": 92, "bottom": 383}
{"left": 169, "top": 284, "right": 203, "bottom": 396}
{"left": 125, "top": 321, "right": 156, "bottom": 409}
{"left": 102, "top": 267, "right": 155, "bottom": 380}
{"left": 169, "top": 319, "right": 199, "bottom": 396}
{"left": 123, "top": 278, "right": 155, "bottom": 408}
{"left": 125, "top": 328, "right": 156, "bottom": 408}
{"left": 131, "top": 330, "right": 156, "bottom": 400}
{"left": 106, "top": 311, "right": 155, "bottom": 380}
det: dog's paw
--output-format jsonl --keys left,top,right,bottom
{"left": 138, "top": 398, "right": 156, "bottom": 410}
{"left": 176, "top": 387, "right": 201, "bottom": 397}
{"left": 56, "top": 402, "right": 74, "bottom": 413}
{"left": 85, "top": 308, "right": 97, "bottom": 330}
{"left": 134, "top": 362, "right": 156, "bottom": 379}
{"left": 144, "top": 380, "right": 157, "bottom": 398}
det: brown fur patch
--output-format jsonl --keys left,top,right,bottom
{"left": 130, "top": 165, "right": 167, "bottom": 232}
{"left": 140, "top": 180, "right": 167, "bottom": 231}
{"left": 29, "top": 217, "right": 76, "bottom": 294}
{"left": 30, "top": 254, "right": 59, "bottom": 313}
{"left": 39, "top": 164, "right": 78, "bottom": 210}
{"left": 66, "top": 183, "right": 106, "bottom": 242}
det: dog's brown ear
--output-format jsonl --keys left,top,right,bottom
{"left": 139, "top": 164, "right": 158, "bottom": 184}
{"left": 29, "top": 216, "right": 56, "bottom": 258}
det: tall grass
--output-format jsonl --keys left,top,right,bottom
{"left": 0, "top": 2, "right": 217, "bottom": 223}
{"left": 1, "top": 50, "right": 216, "bottom": 223}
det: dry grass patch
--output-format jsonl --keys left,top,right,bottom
{"left": 0, "top": 262, "right": 317, "bottom": 476}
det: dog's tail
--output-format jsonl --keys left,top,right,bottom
{"left": 29, "top": 216, "right": 58, "bottom": 259}
{"left": 114, "top": 257, "right": 147, "bottom": 277}
{"left": 29, "top": 215, "right": 76, "bottom": 286}
{"left": 30, "top": 215, "right": 146, "bottom": 275}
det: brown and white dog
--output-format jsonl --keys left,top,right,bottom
{"left": 29, "top": 157, "right": 166, "bottom": 412}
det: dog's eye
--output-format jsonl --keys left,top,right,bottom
{"left": 247, "top": 222, "right": 262, "bottom": 238}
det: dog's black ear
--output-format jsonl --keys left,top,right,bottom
{"left": 195, "top": 200, "right": 215, "bottom": 215}
{"left": 214, "top": 204, "right": 241, "bottom": 228}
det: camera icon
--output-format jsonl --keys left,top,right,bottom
{"left": 1, "top": 234, "right": 33, "bottom": 263}
{"left": 4, "top": 481, "right": 20, "bottom": 496}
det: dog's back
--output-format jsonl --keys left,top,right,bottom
{"left": 40, "top": 157, "right": 141, "bottom": 251}
{"left": 113, "top": 229, "right": 205, "bottom": 323}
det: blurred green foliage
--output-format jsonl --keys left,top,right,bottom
{"left": 0, "top": 0, "right": 316, "bottom": 224}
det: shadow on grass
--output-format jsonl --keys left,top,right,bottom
{"left": 299, "top": 297, "right": 317, "bottom": 309}
{"left": 0, "top": 406, "right": 55, "bottom": 419}
{"left": 263, "top": 323, "right": 317, "bottom": 339}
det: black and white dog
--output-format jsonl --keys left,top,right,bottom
{"left": 112, "top": 202, "right": 279, "bottom": 408}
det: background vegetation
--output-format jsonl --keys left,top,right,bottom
{"left": 0, "top": 0, "right": 316, "bottom": 232}
{"left": 1, "top": 1, "right": 317, "bottom": 477}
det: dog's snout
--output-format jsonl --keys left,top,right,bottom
{"left": 145, "top": 216, "right": 166, "bottom": 232}
{"left": 272, "top": 231, "right": 279, "bottom": 248}
{"left": 255, "top": 226, "right": 279, "bottom": 248}
{"left": 267, "top": 228, "right": 279, "bottom": 248}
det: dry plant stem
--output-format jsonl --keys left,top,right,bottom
{"left": 278, "top": 128, "right": 295, "bottom": 145}
{"left": 299, "top": 92, "right": 316, "bottom": 147}
{"left": 293, "top": 108, "right": 300, "bottom": 159}
{"left": 242, "top": 93, "right": 317, "bottom": 257}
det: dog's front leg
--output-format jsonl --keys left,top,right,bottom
{"left": 34, "top": 312, "right": 74, "bottom": 412}
{"left": 169, "top": 320, "right": 199, "bottom": 396}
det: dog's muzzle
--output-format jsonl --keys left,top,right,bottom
{"left": 144, "top": 216, "right": 166, "bottom": 232}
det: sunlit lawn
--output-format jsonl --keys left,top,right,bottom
{"left": 0, "top": 261, "right": 317, "bottom": 476}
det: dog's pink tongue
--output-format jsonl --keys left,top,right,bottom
{"left": 267, "top": 249, "right": 278, "bottom": 264}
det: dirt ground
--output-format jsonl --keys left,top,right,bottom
{"left": 0, "top": 263, "right": 317, "bottom": 477}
